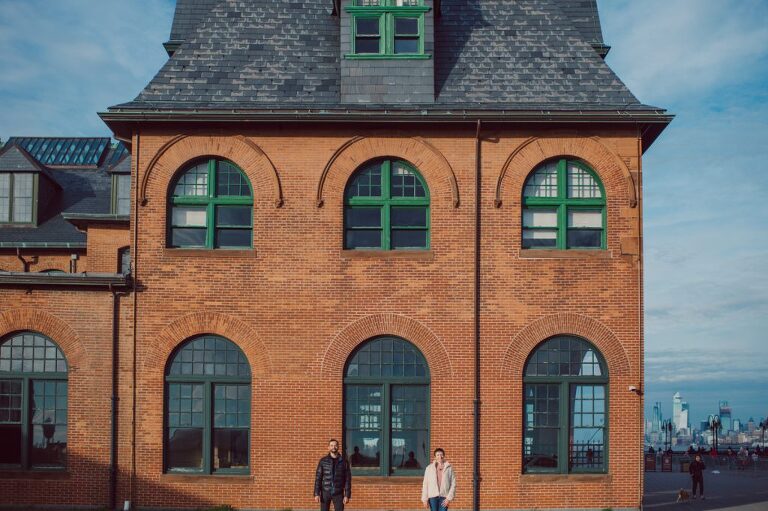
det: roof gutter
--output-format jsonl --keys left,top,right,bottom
{"left": 0, "top": 271, "right": 131, "bottom": 288}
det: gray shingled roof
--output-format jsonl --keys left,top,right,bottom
{"left": 113, "top": 0, "right": 650, "bottom": 111}
{"left": 0, "top": 144, "right": 126, "bottom": 247}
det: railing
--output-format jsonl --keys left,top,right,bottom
{"left": 644, "top": 451, "right": 768, "bottom": 472}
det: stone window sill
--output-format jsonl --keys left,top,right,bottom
{"left": 519, "top": 249, "right": 611, "bottom": 259}
{"left": 341, "top": 250, "right": 434, "bottom": 261}
{"left": 161, "top": 473, "right": 252, "bottom": 483}
{"left": 163, "top": 248, "right": 257, "bottom": 258}
{"left": 521, "top": 473, "right": 611, "bottom": 483}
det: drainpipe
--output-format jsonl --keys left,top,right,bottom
{"left": 129, "top": 131, "right": 141, "bottom": 511}
{"left": 16, "top": 248, "right": 37, "bottom": 272}
{"left": 473, "top": 119, "right": 482, "bottom": 511}
{"left": 109, "top": 284, "right": 129, "bottom": 510}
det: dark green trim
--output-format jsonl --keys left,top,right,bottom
{"left": 347, "top": 3, "right": 430, "bottom": 59}
{"left": 344, "top": 53, "right": 431, "bottom": 60}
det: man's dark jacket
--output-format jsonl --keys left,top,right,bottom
{"left": 689, "top": 460, "right": 706, "bottom": 479}
{"left": 314, "top": 454, "right": 351, "bottom": 498}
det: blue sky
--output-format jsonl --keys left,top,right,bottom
{"left": 0, "top": 0, "right": 766, "bottom": 426}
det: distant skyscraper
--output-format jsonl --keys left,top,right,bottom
{"left": 673, "top": 392, "right": 682, "bottom": 431}
{"left": 733, "top": 419, "right": 741, "bottom": 432}
{"left": 652, "top": 402, "right": 662, "bottom": 433}
{"left": 747, "top": 418, "right": 756, "bottom": 433}
{"left": 679, "top": 402, "right": 690, "bottom": 433}
{"left": 719, "top": 400, "right": 732, "bottom": 432}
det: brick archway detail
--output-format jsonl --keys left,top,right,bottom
{"left": 0, "top": 308, "right": 88, "bottom": 373}
{"left": 141, "top": 312, "right": 271, "bottom": 379}
{"left": 316, "top": 136, "right": 460, "bottom": 208}
{"left": 320, "top": 314, "right": 452, "bottom": 380}
{"left": 495, "top": 136, "right": 637, "bottom": 208}
{"left": 139, "top": 135, "right": 283, "bottom": 207}
{"left": 500, "top": 313, "right": 632, "bottom": 380}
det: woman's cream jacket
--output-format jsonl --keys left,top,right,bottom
{"left": 421, "top": 461, "right": 456, "bottom": 503}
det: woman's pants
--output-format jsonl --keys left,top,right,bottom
{"left": 692, "top": 476, "right": 704, "bottom": 496}
{"left": 428, "top": 497, "right": 447, "bottom": 511}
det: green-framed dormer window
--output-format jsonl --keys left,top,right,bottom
{"left": 0, "top": 173, "right": 36, "bottom": 225}
{"left": 522, "top": 159, "right": 606, "bottom": 250}
{"left": 347, "top": 0, "right": 430, "bottom": 59}
{"left": 112, "top": 174, "right": 131, "bottom": 216}
{"left": 168, "top": 158, "right": 253, "bottom": 249}
{"left": 344, "top": 158, "right": 430, "bottom": 250}
{"left": 523, "top": 336, "right": 608, "bottom": 474}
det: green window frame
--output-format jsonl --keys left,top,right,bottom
{"left": 0, "top": 173, "right": 37, "bottom": 225}
{"left": 164, "top": 335, "right": 251, "bottom": 475}
{"left": 344, "top": 158, "right": 430, "bottom": 250}
{"left": 112, "top": 174, "right": 131, "bottom": 216}
{"left": 522, "top": 159, "right": 606, "bottom": 250}
{"left": 168, "top": 158, "right": 253, "bottom": 249}
{"left": 522, "top": 336, "right": 608, "bottom": 474}
{"left": 346, "top": 0, "right": 430, "bottom": 59}
{"left": 0, "top": 332, "right": 68, "bottom": 471}
{"left": 344, "top": 336, "right": 430, "bottom": 476}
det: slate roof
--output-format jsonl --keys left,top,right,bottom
{"left": 111, "top": 0, "right": 656, "bottom": 112}
{"left": 0, "top": 142, "right": 128, "bottom": 248}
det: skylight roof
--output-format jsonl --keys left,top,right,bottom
{"left": 7, "top": 137, "right": 110, "bottom": 166}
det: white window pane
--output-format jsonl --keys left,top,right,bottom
{"left": 13, "top": 173, "right": 33, "bottom": 196}
{"left": 523, "top": 209, "right": 557, "bottom": 228}
{"left": 524, "top": 162, "right": 558, "bottom": 198}
{"left": 523, "top": 230, "right": 557, "bottom": 240}
{"left": 0, "top": 174, "right": 9, "bottom": 197}
{"left": 567, "top": 164, "right": 602, "bottom": 198}
{"left": 172, "top": 207, "right": 207, "bottom": 227}
{"left": 568, "top": 210, "right": 602, "bottom": 228}
{"left": 12, "top": 175, "right": 33, "bottom": 223}
{"left": 0, "top": 197, "right": 8, "bottom": 222}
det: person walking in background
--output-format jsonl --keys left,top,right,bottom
{"left": 689, "top": 454, "right": 706, "bottom": 500}
{"left": 421, "top": 448, "right": 456, "bottom": 510}
{"left": 314, "top": 439, "right": 351, "bottom": 511}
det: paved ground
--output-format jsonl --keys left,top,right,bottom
{"left": 644, "top": 469, "right": 768, "bottom": 510}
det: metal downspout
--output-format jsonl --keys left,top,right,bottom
{"left": 109, "top": 285, "right": 128, "bottom": 510}
{"left": 129, "top": 131, "right": 141, "bottom": 510}
{"left": 473, "top": 119, "right": 482, "bottom": 511}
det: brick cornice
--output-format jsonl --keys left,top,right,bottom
{"left": 319, "top": 313, "right": 452, "bottom": 380}
{"left": 495, "top": 136, "right": 637, "bottom": 208}
{"left": 141, "top": 311, "right": 271, "bottom": 378}
{"left": 0, "top": 308, "right": 88, "bottom": 373}
{"left": 139, "top": 134, "right": 283, "bottom": 207}
{"left": 316, "top": 136, "right": 460, "bottom": 209}
{"left": 500, "top": 313, "right": 632, "bottom": 379}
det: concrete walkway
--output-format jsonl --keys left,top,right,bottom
{"left": 644, "top": 470, "right": 768, "bottom": 510}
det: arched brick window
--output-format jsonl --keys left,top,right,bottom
{"left": 523, "top": 336, "right": 608, "bottom": 473}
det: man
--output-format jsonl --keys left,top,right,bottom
{"left": 314, "top": 439, "right": 351, "bottom": 511}
{"left": 688, "top": 454, "right": 706, "bottom": 500}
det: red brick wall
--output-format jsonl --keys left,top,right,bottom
{"left": 1, "top": 124, "right": 645, "bottom": 510}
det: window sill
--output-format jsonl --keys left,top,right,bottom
{"left": 0, "top": 469, "right": 69, "bottom": 480}
{"left": 161, "top": 473, "right": 252, "bottom": 483}
{"left": 341, "top": 249, "right": 433, "bottom": 261}
{"left": 354, "top": 475, "right": 423, "bottom": 483}
{"left": 521, "top": 473, "right": 610, "bottom": 483}
{"left": 519, "top": 249, "right": 610, "bottom": 259}
{"left": 163, "top": 248, "right": 257, "bottom": 258}
{"left": 345, "top": 53, "right": 432, "bottom": 60}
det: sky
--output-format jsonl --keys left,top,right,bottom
{"left": 0, "top": 0, "right": 766, "bottom": 427}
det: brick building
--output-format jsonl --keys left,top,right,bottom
{"left": 0, "top": 1, "right": 671, "bottom": 510}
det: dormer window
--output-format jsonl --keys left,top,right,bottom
{"left": 112, "top": 174, "right": 131, "bottom": 216}
{"left": 347, "top": 0, "right": 429, "bottom": 59}
{"left": 0, "top": 173, "right": 35, "bottom": 224}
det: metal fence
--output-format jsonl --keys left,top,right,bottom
{"left": 645, "top": 452, "right": 768, "bottom": 473}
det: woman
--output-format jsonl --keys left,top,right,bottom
{"left": 421, "top": 448, "right": 456, "bottom": 511}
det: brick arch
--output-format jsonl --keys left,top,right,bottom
{"left": 140, "top": 312, "right": 271, "bottom": 379}
{"left": 320, "top": 314, "right": 452, "bottom": 381}
{"left": 495, "top": 136, "right": 637, "bottom": 208}
{"left": 500, "top": 313, "right": 632, "bottom": 380}
{"left": 316, "top": 136, "right": 460, "bottom": 208}
{"left": 0, "top": 308, "right": 88, "bottom": 373}
{"left": 139, "top": 135, "right": 283, "bottom": 207}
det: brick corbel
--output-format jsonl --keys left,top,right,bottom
{"left": 139, "top": 135, "right": 283, "bottom": 207}
{"left": 316, "top": 136, "right": 460, "bottom": 208}
{"left": 319, "top": 313, "right": 452, "bottom": 381}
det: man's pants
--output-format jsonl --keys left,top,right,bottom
{"left": 692, "top": 476, "right": 704, "bottom": 496}
{"left": 320, "top": 492, "right": 345, "bottom": 511}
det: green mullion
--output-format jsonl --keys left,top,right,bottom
{"left": 203, "top": 380, "right": 213, "bottom": 474}
{"left": 382, "top": 383, "right": 391, "bottom": 475}
{"left": 206, "top": 160, "right": 217, "bottom": 249}
{"left": 32, "top": 174, "right": 39, "bottom": 226}
{"left": 382, "top": 160, "right": 392, "bottom": 250}
{"left": 558, "top": 382, "right": 569, "bottom": 474}
{"left": 526, "top": 198, "right": 604, "bottom": 207}
{"left": 21, "top": 377, "right": 30, "bottom": 470}
{"left": 384, "top": 13, "right": 393, "bottom": 54}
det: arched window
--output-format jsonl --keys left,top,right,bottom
{"left": 344, "top": 336, "right": 430, "bottom": 475}
{"left": 0, "top": 332, "right": 68, "bottom": 469}
{"left": 168, "top": 158, "right": 253, "bottom": 249}
{"left": 165, "top": 335, "right": 251, "bottom": 474}
{"left": 523, "top": 336, "right": 608, "bottom": 473}
{"left": 522, "top": 159, "right": 605, "bottom": 250}
{"left": 344, "top": 159, "right": 429, "bottom": 250}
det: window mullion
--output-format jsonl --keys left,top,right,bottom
{"left": 8, "top": 175, "right": 14, "bottom": 223}
{"left": 21, "top": 376, "right": 30, "bottom": 469}
{"left": 559, "top": 382, "right": 569, "bottom": 474}
{"left": 204, "top": 380, "right": 213, "bottom": 474}
{"left": 382, "top": 160, "right": 392, "bottom": 250}
{"left": 382, "top": 383, "right": 391, "bottom": 475}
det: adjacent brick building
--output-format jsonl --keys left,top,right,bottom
{"left": 0, "top": 1, "right": 671, "bottom": 510}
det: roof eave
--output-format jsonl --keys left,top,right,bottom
{"left": 62, "top": 213, "right": 130, "bottom": 230}
{"left": 0, "top": 271, "right": 132, "bottom": 289}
